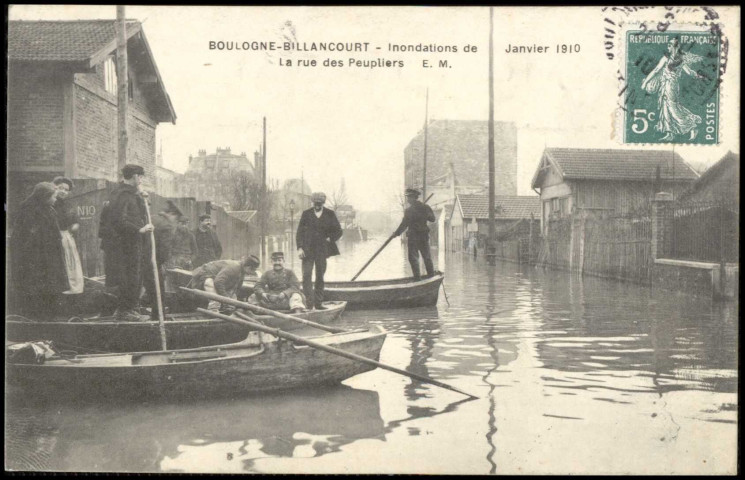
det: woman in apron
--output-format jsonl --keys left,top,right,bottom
{"left": 53, "top": 177, "right": 84, "bottom": 294}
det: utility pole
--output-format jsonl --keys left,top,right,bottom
{"left": 261, "top": 117, "right": 267, "bottom": 260}
{"left": 116, "top": 5, "right": 129, "bottom": 178}
{"left": 487, "top": 7, "right": 496, "bottom": 265}
{"left": 422, "top": 88, "right": 429, "bottom": 199}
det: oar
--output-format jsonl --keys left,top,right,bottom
{"left": 179, "top": 287, "right": 347, "bottom": 334}
{"left": 142, "top": 192, "right": 167, "bottom": 351}
{"left": 197, "top": 308, "right": 479, "bottom": 399}
{"left": 351, "top": 192, "right": 435, "bottom": 281}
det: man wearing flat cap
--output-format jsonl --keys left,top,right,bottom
{"left": 190, "top": 255, "right": 262, "bottom": 314}
{"left": 100, "top": 163, "right": 154, "bottom": 321}
{"left": 296, "top": 192, "right": 343, "bottom": 310}
{"left": 394, "top": 188, "right": 436, "bottom": 280}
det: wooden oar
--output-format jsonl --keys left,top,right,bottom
{"left": 142, "top": 192, "right": 167, "bottom": 351}
{"left": 197, "top": 308, "right": 479, "bottom": 399}
{"left": 179, "top": 287, "right": 347, "bottom": 334}
{"left": 351, "top": 192, "right": 435, "bottom": 281}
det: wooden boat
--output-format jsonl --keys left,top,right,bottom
{"left": 6, "top": 326, "right": 387, "bottom": 399}
{"left": 5, "top": 301, "right": 347, "bottom": 353}
{"left": 169, "top": 268, "right": 444, "bottom": 310}
{"left": 323, "top": 272, "right": 445, "bottom": 309}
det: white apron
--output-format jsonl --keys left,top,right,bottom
{"left": 61, "top": 230, "right": 84, "bottom": 294}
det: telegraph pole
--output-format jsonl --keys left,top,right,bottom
{"left": 116, "top": 5, "right": 128, "bottom": 178}
{"left": 261, "top": 117, "right": 267, "bottom": 260}
{"left": 487, "top": 7, "right": 496, "bottom": 264}
{"left": 422, "top": 88, "right": 429, "bottom": 198}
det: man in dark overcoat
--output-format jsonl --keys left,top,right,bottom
{"left": 100, "top": 164, "right": 154, "bottom": 321}
{"left": 194, "top": 214, "right": 223, "bottom": 267}
{"left": 141, "top": 201, "right": 182, "bottom": 318}
{"left": 394, "top": 188, "right": 436, "bottom": 280}
{"left": 296, "top": 192, "right": 343, "bottom": 310}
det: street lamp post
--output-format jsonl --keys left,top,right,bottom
{"left": 289, "top": 199, "right": 296, "bottom": 269}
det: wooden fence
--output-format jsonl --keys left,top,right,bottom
{"left": 537, "top": 212, "right": 653, "bottom": 284}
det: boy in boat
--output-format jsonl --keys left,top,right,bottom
{"left": 189, "top": 256, "right": 260, "bottom": 314}
{"left": 249, "top": 251, "right": 307, "bottom": 313}
{"left": 394, "top": 188, "right": 436, "bottom": 280}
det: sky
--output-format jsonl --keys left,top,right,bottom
{"left": 9, "top": 6, "right": 740, "bottom": 211}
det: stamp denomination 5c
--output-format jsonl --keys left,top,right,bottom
{"left": 622, "top": 28, "right": 721, "bottom": 145}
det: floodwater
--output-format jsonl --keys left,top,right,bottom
{"left": 5, "top": 238, "right": 738, "bottom": 474}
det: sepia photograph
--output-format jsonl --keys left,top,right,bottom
{"left": 5, "top": 5, "right": 739, "bottom": 475}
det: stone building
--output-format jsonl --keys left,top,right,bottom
{"left": 184, "top": 147, "right": 259, "bottom": 205}
{"left": 7, "top": 20, "right": 176, "bottom": 210}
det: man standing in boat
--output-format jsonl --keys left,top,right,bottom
{"left": 394, "top": 188, "right": 436, "bottom": 280}
{"left": 296, "top": 192, "right": 343, "bottom": 310}
{"left": 101, "top": 164, "right": 154, "bottom": 322}
{"left": 249, "top": 251, "right": 307, "bottom": 313}
{"left": 189, "top": 255, "right": 261, "bottom": 314}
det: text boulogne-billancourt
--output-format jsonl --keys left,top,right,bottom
{"left": 209, "top": 41, "right": 460, "bottom": 53}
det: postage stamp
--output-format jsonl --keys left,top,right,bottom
{"left": 621, "top": 27, "right": 721, "bottom": 145}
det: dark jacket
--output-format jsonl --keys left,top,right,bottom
{"left": 102, "top": 182, "right": 147, "bottom": 287}
{"left": 171, "top": 225, "right": 198, "bottom": 260}
{"left": 10, "top": 201, "right": 69, "bottom": 296}
{"left": 394, "top": 200, "right": 435, "bottom": 237}
{"left": 189, "top": 259, "right": 244, "bottom": 296}
{"left": 296, "top": 207, "right": 343, "bottom": 259}
{"left": 194, "top": 227, "right": 223, "bottom": 267}
{"left": 149, "top": 212, "right": 177, "bottom": 266}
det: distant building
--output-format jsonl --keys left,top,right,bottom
{"left": 7, "top": 20, "right": 176, "bottom": 211}
{"left": 184, "top": 147, "right": 258, "bottom": 205}
{"left": 530, "top": 148, "right": 699, "bottom": 233}
{"left": 679, "top": 151, "right": 739, "bottom": 204}
{"left": 404, "top": 119, "right": 518, "bottom": 201}
{"left": 449, "top": 194, "right": 540, "bottom": 252}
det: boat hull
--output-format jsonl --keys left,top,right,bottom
{"left": 5, "top": 302, "right": 346, "bottom": 353}
{"left": 6, "top": 327, "right": 386, "bottom": 399}
{"left": 322, "top": 273, "right": 444, "bottom": 309}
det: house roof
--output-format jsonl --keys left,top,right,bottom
{"left": 531, "top": 148, "right": 699, "bottom": 188}
{"left": 9, "top": 20, "right": 176, "bottom": 123}
{"left": 455, "top": 194, "right": 540, "bottom": 220}
{"left": 680, "top": 151, "right": 740, "bottom": 199}
{"left": 226, "top": 210, "right": 257, "bottom": 223}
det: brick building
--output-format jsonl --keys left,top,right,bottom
{"left": 7, "top": 20, "right": 176, "bottom": 210}
{"left": 184, "top": 148, "right": 259, "bottom": 206}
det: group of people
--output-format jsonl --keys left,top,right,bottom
{"left": 9, "top": 177, "right": 85, "bottom": 320}
{"left": 9, "top": 161, "right": 437, "bottom": 322}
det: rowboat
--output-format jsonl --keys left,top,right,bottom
{"left": 323, "top": 272, "right": 444, "bottom": 309}
{"left": 5, "top": 301, "right": 347, "bottom": 353}
{"left": 6, "top": 325, "right": 387, "bottom": 399}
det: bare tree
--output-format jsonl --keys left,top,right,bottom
{"left": 329, "top": 177, "right": 349, "bottom": 211}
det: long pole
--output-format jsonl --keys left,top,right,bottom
{"left": 261, "top": 117, "right": 267, "bottom": 261}
{"left": 422, "top": 88, "right": 429, "bottom": 198}
{"left": 199, "top": 308, "right": 478, "bottom": 399}
{"left": 142, "top": 192, "right": 167, "bottom": 351}
{"left": 116, "top": 5, "right": 128, "bottom": 178}
{"left": 487, "top": 7, "right": 496, "bottom": 265}
{"left": 180, "top": 287, "right": 347, "bottom": 334}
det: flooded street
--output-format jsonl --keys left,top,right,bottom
{"left": 5, "top": 238, "right": 738, "bottom": 474}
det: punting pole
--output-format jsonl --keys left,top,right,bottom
{"left": 142, "top": 192, "right": 167, "bottom": 351}
{"left": 198, "top": 308, "right": 479, "bottom": 400}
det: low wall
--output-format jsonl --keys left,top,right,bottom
{"left": 652, "top": 259, "right": 738, "bottom": 300}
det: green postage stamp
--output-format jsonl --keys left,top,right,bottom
{"left": 622, "top": 28, "right": 721, "bottom": 145}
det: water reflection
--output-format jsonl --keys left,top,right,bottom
{"left": 5, "top": 385, "right": 384, "bottom": 473}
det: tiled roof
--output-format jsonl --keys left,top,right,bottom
{"left": 457, "top": 194, "right": 540, "bottom": 220}
{"left": 540, "top": 148, "right": 698, "bottom": 185}
{"left": 8, "top": 20, "right": 140, "bottom": 63}
{"left": 680, "top": 151, "right": 739, "bottom": 199}
{"left": 226, "top": 210, "right": 257, "bottom": 223}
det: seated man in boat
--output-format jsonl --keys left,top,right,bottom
{"left": 188, "top": 256, "right": 260, "bottom": 314}
{"left": 248, "top": 251, "right": 307, "bottom": 313}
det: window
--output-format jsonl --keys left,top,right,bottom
{"left": 104, "top": 57, "right": 117, "bottom": 94}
